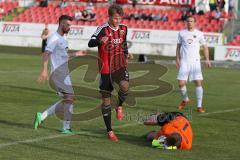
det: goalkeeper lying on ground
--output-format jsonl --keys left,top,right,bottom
{"left": 143, "top": 112, "right": 192, "bottom": 150}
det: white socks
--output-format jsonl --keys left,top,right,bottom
{"left": 63, "top": 104, "right": 73, "bottom": 130}
{"left": 179, "top": 85, "right": 189, "bottom": 101}
{"left": 196, "top": 86, "right": 203, "bottom": 108}
{"left": 41, "top": 101, "right": 73, "bottom": 130}
{"left": 41, "top": 100, "right": 62, "bottom": 121}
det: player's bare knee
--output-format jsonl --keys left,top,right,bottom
{"left": 62, "top": 95, "right": 74, "bottom": 104}
{"left": 178, "top": 81, "right": 186, "bottom": 88}
{"left": 194, "top": 80, "right": 202, "bottom": 87}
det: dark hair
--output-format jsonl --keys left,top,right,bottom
{"left": 165, "top": 133, "right": 182, "bottom": 148}
{"left": 108, "top": 4, "right": 124, "bottom": 17}
{"left": 58, "top": 15, "right": 73, "bottom": 24}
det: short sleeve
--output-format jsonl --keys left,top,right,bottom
{"left": 45, "top": 35, "right": 58, "bottom": 53}
{"left": 177, "top": 32, "right": 182, "bottom": 44}
{"left": 91, "top": 26, "right": 104, "bottom": 40}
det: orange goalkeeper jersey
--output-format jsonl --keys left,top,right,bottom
{"left": 154, "top": 116, "right": 192, "bottom": 150}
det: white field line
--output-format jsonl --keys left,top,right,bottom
{"left": 0, "top": 71, "right": 38, "bottom": 73}
{"left": 1, "top": 108, "right": 239, "bottom": 148}
{"left": 199, "top": 108, "right": 240, "bottom": 116}
{"left": 0, "top": 122, "right": 142, "bottom": 149}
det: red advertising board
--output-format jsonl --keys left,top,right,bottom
{"left": 116, "top": 0, "right": 195, "bottom": 6}
{"left": 78, "top": 0, "right": 195, "bottom": 6}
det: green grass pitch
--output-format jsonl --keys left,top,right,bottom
{"left": 0, "top": 47, "right": 239, "bottom": 160}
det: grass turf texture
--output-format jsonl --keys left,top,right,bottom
{"left": 0, "top": 47, "right": 239, "bottom": 160}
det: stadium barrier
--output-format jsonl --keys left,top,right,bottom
{"left": 0, "top": 22, "right": 223, "bottom": 56}
{"left": 214, "top": 45, "right": 240, "bottom": 61}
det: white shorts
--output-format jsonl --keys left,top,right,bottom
{"left": 50, "top": 70, "right": 74, "bottom": 96}
{"left": 177, "top": 60, "right": 203, "bottom": 82}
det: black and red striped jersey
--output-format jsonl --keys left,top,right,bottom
{"left": 88, "top": 22, "right": 129, "bottom": 74}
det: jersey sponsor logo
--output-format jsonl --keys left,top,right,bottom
{"left": 68, "top": 27, "right": 84, "bottom": 36}
{"left": 2, "top": 24, "right": 20, "bottom": 33}
{"left": 131, "top": 30, "right": 150, "bottom": 40}
{"left": 111, "top": 38, "right": 122, "bottom": 44}
{"left": 225, "top": 48, "right": 240, "bottom": 58}
{"left": 187, "top": 39, "right": 193, "bottom": 44}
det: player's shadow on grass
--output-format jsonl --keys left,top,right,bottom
{"left": 76, "top": 128, "right": 150, "bottom": 148}
{"left": 0, "top": 136, "right": 113, "bottom": 160}
{"left": 1, "top": 85, "right": 54, "bottom": 95}
{"left": 116, "top": 132, "right": 150, "bottom": 147}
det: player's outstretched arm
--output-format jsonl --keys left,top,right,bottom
{"left": 203, "top": 45, "right": 211, "bottom": 68}
{"left": 38, "top": 52, "right": 50, "bottom": 83}
{"left": 127, "top": 53, "right": 134, "bottom": 60}
{"left": 69, "top": 50, "right": 87, "bottom": 57}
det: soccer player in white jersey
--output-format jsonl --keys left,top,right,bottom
{"left": 34, "top": 15, "right": 86, "bottom": 133}
{"left": 176, "top": 16, "right": 211, "bottom": 113}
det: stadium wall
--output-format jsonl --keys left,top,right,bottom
{"left": 214, "top": 45, "right": 240, "bottom": 61}
{"left": 0, "top": 22, "right": 223, "bottom": 56}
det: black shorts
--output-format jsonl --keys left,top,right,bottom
{"left": 99, "top": 68, "right": 129, "bottom": 97}
{"left": 42, "top": 40, "right": 47, "bottom": 52}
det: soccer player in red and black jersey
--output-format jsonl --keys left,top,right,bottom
{"left": 88, "top": 4, "right": 133, "bottom": 142}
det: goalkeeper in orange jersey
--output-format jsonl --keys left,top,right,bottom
{"left": 143, "top": 112, "right": 192, "bottom": 150}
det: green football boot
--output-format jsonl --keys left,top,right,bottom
{"left": 34, "top": 112, "right": 42, "bottom": 129}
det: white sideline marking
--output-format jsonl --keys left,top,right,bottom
{"left": 0, "top": 122, "right": 141, "bottom": 149}
{"left": 199, "top": 108, "right": 240, "bottom": 116}
{"left": 0, "top": 71, "right": 37, "bottom": 73}
{"left": 2, "top": 108, "right": 238, "bottom": 148}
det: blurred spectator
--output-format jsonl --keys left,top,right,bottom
{"left": 85, "top": 2, "right": 96, "bottom": 21}
{"left": 209, "top": 0, "right": 217, "bottom": 11}
{"left": 41, "top": 24, "right": 49, "bottom": 53}
{"left": 217, "top": 0, "right": 225, "bottom": 11}
{"left": 108, "top": 0, "right": 116, "bottom": 6}
{"left": 86, "top": 2, "right": 94, "bottom": 14}
{"left": 212, "top": 7, "right": 222, "bottom": 20}
{"left": 181, "top": 11, "right": 188, "bottom": 21}
{"left": 134, "top": 11, "right": 141, "bottom": 20}
{"left": 196, "top": 0, "right": 207, "bottom": 15}
{"left": 128, "top": 11, "right": 135, "bottom": 20}
{"left": 80, "top": 10, "right": 91, "bottom": 21}
{"left": 131, "top": 0, "right": 137, "bottom": 8}
{"left": 0, "top": 6, "right": 4, "bottom": 21}
{"left": 140, "top": 12, "right": 148, "bottom": 21}
{"left": 148, "top": 13, "right": 153, "bottom": 21}
{"left": 152, "top": 14, "right": 162, "bottom": 21}
{"left": 189, "top": 5, "right": 196, "bottom": 15}
{"left": 59, "top": 0, "right": 67, "bottom": 9}
{"left": 162, "top": 13, "right": 168, "bottom": 22}
{"left": 79, "top": 9, "right": 95, "bottom": 22}
{"left": 74, "top": 9, "right": 82, "bottom": 21}
{"left": 0, "top": 6, "right": 4, "bottom": 14}
{"left": 228, "top": 0, "right": 234, "bottom": 12}
{"left": 39, "top": 0, "right": 48, "bottom": 7}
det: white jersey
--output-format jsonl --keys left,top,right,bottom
{"left": 177, "top": 29, "right": 206, "bottom": 63}
{"left": 45, "top": 32, "right": 69, "bottom": 72}
{"left": 45, "top": 32, "right": 73, "bottom": 94}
